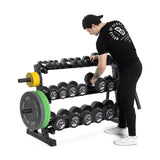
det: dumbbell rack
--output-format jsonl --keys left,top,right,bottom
{"left": 19, "top": 55, "right": 141, "bottom": 147}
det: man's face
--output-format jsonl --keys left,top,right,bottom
{"left": 86, "top": 25, "right": 99, "bottom": 36}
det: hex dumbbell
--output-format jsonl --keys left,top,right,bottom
{"left": 47, "top": 60, "right": 64, "bottom": 70}
{"left": 46, "top": 60, "right": 57, "bottom": 70}
{"left": 38, "top": 86, "right": 50, "bottom": 99}
{"left": 82, "top": 56, "right": 91, "bottom": 67}
{"left": 57, "top": 81, "right": 79, "bottom": 98}
{"left": 91, "top": 101, "right": 104, "bottom": 123}
{"left": 90, "top": 52, "right": 98, "bottom": 66}
{"left": 57, "top": 82, "right": 68, "bottom": 99}
{"left": 84, "top": 72, "right": 106, "bottom": 92}
{"left": 74, "top": 57, "right": 85, "bottom": 67}
{"left": 104, "top": 76, "right": 115, "bottom": 91}
{"left": 48, "top": 112, "right": 57, "bottom": 134}
{"left": 69, "top": 106, "right": 82, "bottom": 128}
{"left": 90, "top": 53, "right": 113, "bottom": 66}
{"left": 49, "top": 85, "right": 58, "bottom": 100}
{"left": 102, "top": 100, "right": 115, "bottom": 120}
{"left": 52, "top": 60, "right": 63, "bottom": 69}
{"left": 51, "top": 107, "right": 81, "bottom": 129}
{"left": 38, "top": 61, "right": 48, "bottom": 73}
{"left": 60, "top": 58, "right": 78, "bottom": 68}
{"left": 57, "top": 109, "right": 72, "bottom": 128}
{"left": 68, "top": 58, "right": 79, "bottom": 68}
{"left": 68, "top": 81, "right": 88, "bottom": 96}
{"left": 60, "top": 58, "right": 70, "bottom": 68}
{"left": 67, "top": 81, "right": 78, "bottom": 97}
{"left": 80, "top": 105, "right": 93, "bottom": 125}
{"left": 52, "top": 110, "right": 67, "bottom": 131}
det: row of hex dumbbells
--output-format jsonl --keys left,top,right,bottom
{"left": 39, "top": 73, "right": 116, "bottom": 100}
{"left": 48, "top": 100, "right": 119, "bottom": 132}
{"left": 38, "top": 53, "right": 100, "bottom": 73}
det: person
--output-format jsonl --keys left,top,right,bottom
{"left": 82, "top": 14, "right": 142, "bottom": 146}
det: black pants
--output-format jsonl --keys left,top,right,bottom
{"left": 117, "top": 60, "right": 142, "bottom": 136}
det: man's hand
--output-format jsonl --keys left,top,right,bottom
{"left": 90, "top": 78, "right": 97, "bottom": 85}
{"left": 90, "top": 55, "right": 98, "bottom": 62}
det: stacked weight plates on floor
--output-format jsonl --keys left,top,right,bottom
{"left": 20, "top": 90, "right": 51, "bottom": 131}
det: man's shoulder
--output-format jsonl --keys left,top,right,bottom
{"left": 100, "top": 20, "right": 123, "bottom": 35}
{"left": 107, "top": 20, "right": 123, "bottom": 25}
{"left": 102, "top": 20, "right": 123, "bottom": 31}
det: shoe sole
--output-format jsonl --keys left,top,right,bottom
{"left": 113, "top": 141, "right": 137, "bottom": 146}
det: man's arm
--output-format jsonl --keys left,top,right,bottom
{"left": 90, "top": 53, "right": 107, "bottom": 84}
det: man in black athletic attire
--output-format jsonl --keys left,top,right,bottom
{"left": 82, "top": 14, "right": 142, "bottom": 146}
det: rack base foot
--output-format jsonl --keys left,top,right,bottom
{"left": 27, "top": 129, "right": 57, "bottom": 147}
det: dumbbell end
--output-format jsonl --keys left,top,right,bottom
{"left": 18, "top": 78, "right": 31, "bottom": 83}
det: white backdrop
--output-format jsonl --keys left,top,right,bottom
{"left": 0, "top": 0, "right": 160, "bottom": 159}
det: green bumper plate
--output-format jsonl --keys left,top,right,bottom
{"left": 35, "top": 90, "right": 51, "bottom": 129}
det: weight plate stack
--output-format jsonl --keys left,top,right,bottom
{"left": 20, "top": 90, "right": 51, "bottom": 131}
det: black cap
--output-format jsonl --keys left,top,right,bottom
{"left": 82, "top": 14, "right": 103, "bottom": 29}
